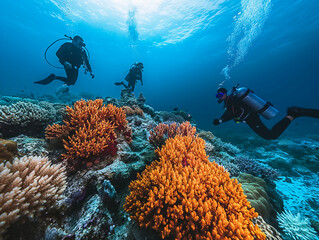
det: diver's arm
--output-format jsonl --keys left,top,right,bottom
{"left": 213, "top": 108, "right": 234, "bottom": 125}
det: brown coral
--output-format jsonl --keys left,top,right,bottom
{"left": 0, "top": 139, "right": 17, "bottom": 163}
{"left": 124, "top": 135, "right": 265, "bottom": 240}
{"left": 45, "top": 99, "right": 131, "bottom": 170}
{"left": 0, "top": 156, "right": 67, "bottom": 237}
{"left": 149, "top": 121, "right": 196, "bottom": 149}
{"left": 123, "top": 105, "right": 144, "bottom": 116}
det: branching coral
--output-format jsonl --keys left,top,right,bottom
{"left": 148, "top": 121, "right": 196, "bottom": 149}
{"left": 124, "top": 135, "right": 266, "bottom": 240}
{"left": 0, "top": 156, "right": 67, "bottom": 237}
{"left": 45, "top": 99, "right": 131, "bottom": 170}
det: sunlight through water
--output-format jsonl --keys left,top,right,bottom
{"left": 48, "top": 0, "right": 227, "bottom": 46}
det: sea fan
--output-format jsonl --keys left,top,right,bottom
{"left": 277, "top": 210, "right": 318, "bottom": 240}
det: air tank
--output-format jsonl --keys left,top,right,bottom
{"left": 235, "top": 87, "right": 279, "bottom": 119}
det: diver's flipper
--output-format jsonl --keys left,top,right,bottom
{"left": 34, "top": 74, "right": 56, "bottom": 85}
{"left": 287, "top": 106, "right": 319, "bottom": 119}
{"left": 114, "top": 81, "right": 124, "bottom": 86}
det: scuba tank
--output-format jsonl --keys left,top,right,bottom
{"left": 235, "top": 87, "right": 279, "bottom": 119}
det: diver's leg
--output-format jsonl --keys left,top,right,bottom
{"left": 34, "top": 74, "right": 56, "bottom": 85}
{"left": 114, "top": 82, "right": 129, "bottom": 88}
{"left": 55, "top": 68, "right": 78, "bottom": 85}
{"left": 246, "top": 113, "right": 291, "bottom": 140}
{"left": 288, "top": 106, "right": 319, "bottom": 119}
{"left": 129, "top": 81, "right": 135, "bottom": 91}
{"left": 65, "top": 69, "right": 78, "bottom": 86}
{"left": 55, "top": 76, "right": 68, "bottom": 83}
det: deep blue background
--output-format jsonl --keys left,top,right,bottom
{"left": 1, "top": 0, "right": 318, "bottom": 142}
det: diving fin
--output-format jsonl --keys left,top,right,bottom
{"left": 287, "top": 106, "right": 319, "bottom": 119}
{"left": 114, "top": 81, "right": 124, "bottom": 86}
{"left": 34, "top": 74, "right": 56, "bottom": 85}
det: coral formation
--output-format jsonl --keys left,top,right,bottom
{"left": 252, "top": 216, "right": 283, "bottom": 240}
{"left": 0, "top": 101, "right": 58, "bottom": 137}
{"left": 148, "top": 121, "right": 196, "bottom": 149}
{"left": 154, "top": 111, "right": 185, "bottom": 123}
{"left": 234, "top": 156, "right": 279, "bottom": 180}
{"left": 0, "top": 156, "right": 67, "bottom": 238}
{"left": 0, "top": 101, "right": 56, "bottom": 127}
{"left": 123, "top": 105, "right": 144, "bottom": 116}
{"left": 45, "top": 99, "right": 132, "bottom": 170}
{"left": 0, "top": 139, "right": 17, "bottom": 163}
{"left": 237, "top": 173, "right": 273, "bottom": 222}
{"left": 124, "top": 135, "right": 265, "bottom": 240}
{"left": 277, "top": 211, "right": 318, "bottom": 240}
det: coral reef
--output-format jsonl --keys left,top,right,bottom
{"left": 45, "top": 99, "right": 132, "bottom": 170}
{"left": 252, "top": 216, "right": 283, "bottom": 240}
{"left": 237, "top": 173, "right": 273, "bottom": 222}
{"left": 0, "top": 139, "right": 17, "bottom": 163}
{"left": 10, "top": 135, "right": 48, "bottom": 157}
{"left": 0, "top": 156, "right": 67, "bottom": 238}
{"left": 0, "top": 101, "right": 57, "bottom": 137}
{"left": 123, "top": 105, "right": 144, "bottom": 117}
{"left": 154, "top": 111, "right": 185, "bottom": 123}
{"left": 124, "top": 135, "right": 265, "bottom": 240}
{"left": 277, "top": 210, "right": 317, "bottom": 240}
{"left": 148, "top": 121, "right": 196, "bottom": 149}
{"left": 234, "top": 155, "right": 279, "bottom": 180}
{"left": 0, "top": 93, "right": 316, "bottom": 240}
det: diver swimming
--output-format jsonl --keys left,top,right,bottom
{"left": 115, "top": 62, "right": 144, "bottom": 92}
{"left": 213, "top": 85, "right": 319, "bottom": 140}
{"left": 35, "top": 35, "right": 94, "bottom": 86}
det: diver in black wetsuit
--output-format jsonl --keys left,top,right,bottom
{"left": 35, "top": 35, "right": 94, "bottom": 86}
{"left": 114, "top": 62, "right": 144, "bottom": 92}
{"left": 213, "top": 87, "right": 319, "bottom": 140}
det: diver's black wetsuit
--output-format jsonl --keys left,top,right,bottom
{"left": 124, "top": 67, "right": 143, "bottom": 91}
{"left": 35, "top": 42, "right": 91, "bottom": 86}
{"left": 217, "top": 95, "right": 292, "bottom": 140}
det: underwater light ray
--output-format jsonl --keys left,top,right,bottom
{"left": 47, "top": 0, "right": 227, "bottom": 46}
{"left": 221, "top": 0, "right": 272, "bottom": 82}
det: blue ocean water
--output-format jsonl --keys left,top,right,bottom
{"left": 1, "top": 0, "right": 319, "bottom": 142}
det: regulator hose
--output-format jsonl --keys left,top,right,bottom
{"left": 44, "top": 35, "right": 90, "bottom": 69}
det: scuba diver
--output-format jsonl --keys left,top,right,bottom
{"left": 213, "top": 85, "right": 319, "bottom": 140}
{"left": 115, "top": 62, "right": 144, "bottom": 92}
{"left": 35, "top": 35, "right": 94, "bottom": 86}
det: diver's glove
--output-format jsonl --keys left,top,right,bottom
{"left": 213, "top": 119, "right": 222, "bottom": 125}
{"left": 90, "top": 72, "right": 95, "bottom": 79}
{"left": 64, "top": 61, "right": 72, "bottom": 69}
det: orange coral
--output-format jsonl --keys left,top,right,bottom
{"left": 45, "top": 123, "right": 69, "bottom": 139}
{"left": 124, "top": 135, "right": 266, "bottom": 240}
{"left": 45, "top": 99, "right": 131, "bottom": 170}
{"left": 149, "top": 121, "right": 196, "bottom": 149}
